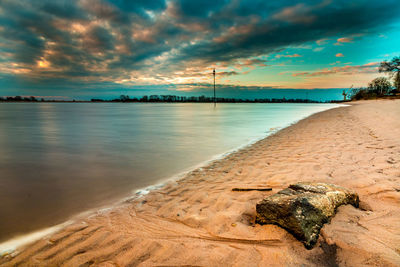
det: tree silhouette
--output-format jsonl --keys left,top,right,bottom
{"left": 368, "top": 77, "right": 391, "bottom": 96}
{"left": 379, "top": 56, "right": 400, "bottom": 92}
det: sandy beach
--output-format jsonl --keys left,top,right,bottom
{"left": 1, "top": 99, "right": 400, "bottom": 266}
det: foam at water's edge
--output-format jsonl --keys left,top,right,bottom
{"left": 0, "top": 222, "right": 73, "bottom": 257}
{"left": 0, "top": 103, "right": 346, "bottom": 255}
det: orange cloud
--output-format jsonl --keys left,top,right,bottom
{"left": 291, "top": 62, "right": 379, "bottom": 77}
{"left": 334, "top": 37, "right": 353, "bottom": 45}
{"left": 234, "top": 58, "right": 268, "bottom": 69}
{"left": 37, "top": 59, "right": 50, "bottom": 68}
{"left": 316, "top": 38, "right": 328, "bottom": 45}
{"left": 275, "top": 53, "right": 302, "bottom": 58}
{"left": 337, "top": 37, "right": 353, "bottom": 43}
{"left": 132, "top": 28, "right": 155, "bottom": 43}
{"left": 335, "top": 53, "right": 344, "bottom": 57}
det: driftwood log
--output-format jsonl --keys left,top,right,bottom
{"left": 256, "top": 182, "right": 359, "bottom": 249}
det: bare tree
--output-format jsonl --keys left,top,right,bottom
{"left": 368, "top": 77, "right": 391, "bottom": 96}
{"left": 379, "top": 56, "right": 400, "bottom": 92}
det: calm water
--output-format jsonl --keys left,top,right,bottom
{"left": 0, "top": 103, "right": 340, "bottom": 242}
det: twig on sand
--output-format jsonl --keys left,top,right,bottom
{"left": 232, "top": 188, "right": 272, "bottom": 192}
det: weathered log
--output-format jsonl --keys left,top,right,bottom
{"left": 256, "top": 182, "right": 359, "bottom": 249}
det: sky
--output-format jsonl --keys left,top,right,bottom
{"left": 0, "top": 0, "right": 400, "bottom": 100}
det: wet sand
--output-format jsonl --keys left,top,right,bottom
{"left": 1, "top": 99, "right": 400, "bottom": 266}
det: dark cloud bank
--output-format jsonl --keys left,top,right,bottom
{"left": 0, "top": 0, "right": 399, "bottom": 97}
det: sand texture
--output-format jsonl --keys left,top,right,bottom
{"left": 1, "top": 100, "right": 400, "bottom": 266}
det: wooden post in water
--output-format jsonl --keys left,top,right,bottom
{"left": 213, "top": 68, "right": 216, "bottom": 107}
{"left": 342, "top": 90, "right": 347, "bottom": 101}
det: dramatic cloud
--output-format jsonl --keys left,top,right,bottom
{"left": 0, "top": 0, "right": 399, "bottom": 95}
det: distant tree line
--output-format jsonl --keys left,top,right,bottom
{"left": 91, "top": 95, "right": 323, "bottom": 103}
{"left": 0, "top": 94, "right": 329, "bottom": 103}
{"left": 0, "top": 96, "right": 44, "bottom": 102}
{"left": 0, "top": 94, "right": 327, "bottom": 103}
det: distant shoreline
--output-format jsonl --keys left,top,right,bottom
{"left": 3, "top": 94, "right": 398, "bottom": 104}
{"left": 0, "top": 100, "right": 337, "bottom": 103}
{"left": 3, "top": 97, "right": 398, "bottom": 104}
{"left": 0, "top": 94, "right": 345, "bottom": 103}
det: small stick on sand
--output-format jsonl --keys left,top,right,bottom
{"left": 232, "top": 188, "right": 272, "bottom": 192}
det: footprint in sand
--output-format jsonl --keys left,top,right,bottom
{"left": 313, "top": 165, "right": 322, "bottom": 171}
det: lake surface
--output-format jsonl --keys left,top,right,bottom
{"left": 0, "top": 102, "right": 341, "bottom": 242}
